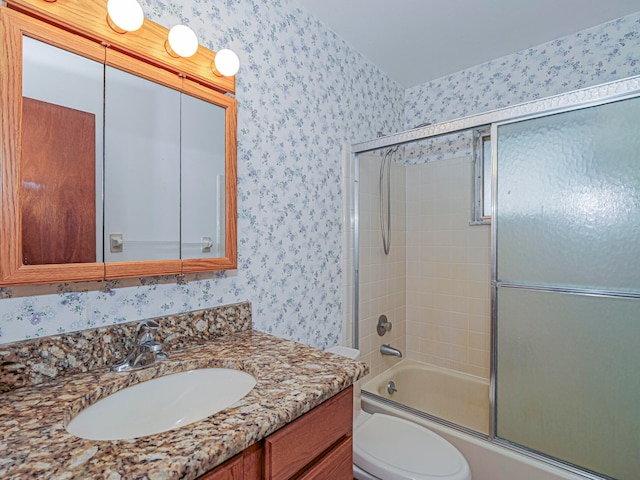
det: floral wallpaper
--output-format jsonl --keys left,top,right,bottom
{"left": 2, "top": 2, "right": 640, "bottom": 347}
{"left": 0, "top": 0, "right": 404, "bottom": 346}
{"left": 405, "top": 11, "right": 640, "bottom": 128}
{"left": 400, "top": 131, "right": 473, "bottom": 166}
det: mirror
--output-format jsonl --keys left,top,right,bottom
{"left": 21, "top": 36, "right": 105, "bottom": 265}
{"left": 0, "top": 3, "right": 237, "bottom": 285}
{"left": 103, "top": 64, "right": 226, "bottom": 262}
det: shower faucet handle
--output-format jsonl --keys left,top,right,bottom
{"left": 377, "top": 314, "right": 392, "bottom": 336}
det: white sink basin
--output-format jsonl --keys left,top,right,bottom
{"left": 66, "top": 368, "right": 256, "bottom": 440}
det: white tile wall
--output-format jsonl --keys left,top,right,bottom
{"left": 405, "top": 156, "right": 491, "bottom": 379}
{"left": 356, "top": 150, "right": 491, "bottom": 381}
{"left": 357, "top": 152, "right": 406, "bottom": 378}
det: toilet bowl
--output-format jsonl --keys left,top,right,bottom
{"left": 327, "top": 346, "right": 472, "bottom": 480}
{"left": 353, "top": 411, "right": 471, "bottom": 480}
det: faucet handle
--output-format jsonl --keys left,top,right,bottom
{"left": 136, "top": 320, "right": 165, "bottom": 355}
{"left": 111, "top": 320, "right": 166, "bottom": 372}
{"left": 136, "top": 319, "right": 159, "bottom": 343}
{"left": 139, "top": 341, "right": 163, "bottom": 353}
{"left": 377, "top": 314, "right": 392, "bottom": 336}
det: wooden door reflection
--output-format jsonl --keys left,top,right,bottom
{"left": 21, "top": 97, "right": 96, "bottom": 265}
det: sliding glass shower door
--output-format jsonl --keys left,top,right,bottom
{"left": 494, "top": 96, "right": 640, "bottom": 479}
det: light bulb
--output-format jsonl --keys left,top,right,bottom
{"left": 166, "top": 25, "right": 199, "bottom": 58}
{"left": 106, "top": 0, "right": 144, "bottom": 33}
{"left": 212, "top": 49, "right": 240, "bottom": 77}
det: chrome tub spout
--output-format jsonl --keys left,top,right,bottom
{"left": 380, "top": 344, "right": 403, "bottom": 358}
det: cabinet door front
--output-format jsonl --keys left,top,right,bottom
{"left": 264, "top": 387, "right": 353, "bottom": 480}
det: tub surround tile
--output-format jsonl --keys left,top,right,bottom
{"left": 0, "top": 330, "right": 368, "bottom": 479}
{"left": 0, "top": 302, "right": 251, "bottom": 393}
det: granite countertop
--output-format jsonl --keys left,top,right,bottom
{"left": 0, "top": 330, "right": 368, "bottom": 479}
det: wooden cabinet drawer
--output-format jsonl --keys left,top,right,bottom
{"left": 264, "top": 386, "right": 353, "bottom": 480}
{"left": 297, "top": 435, "right": 353, "bottom": 480}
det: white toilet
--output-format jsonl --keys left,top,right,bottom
{"left": 328, "top": 346, "right": 472, "bottom": 480}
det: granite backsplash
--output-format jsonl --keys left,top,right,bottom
{"left": 0, "top": 301, "right": 251, "bottom": 393}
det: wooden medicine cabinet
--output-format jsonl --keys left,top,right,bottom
{"left": 0, "top": 0, "right": 238, "bottom": 286}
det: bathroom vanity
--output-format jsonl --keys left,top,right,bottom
{"left": 202, "top": 387, "right": 353, "bottom": 479}
{"left": 0, "top": 4, "right": 365, "bottom": 476}
{"left": 0, "top": 302, "right": 367, "bottom": 479}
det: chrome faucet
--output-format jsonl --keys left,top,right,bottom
{"left": 111, "top": 320, "right": 167, "bottom": 372}
{"left": 380, "top": 344, "right": 403, "bottom": 358}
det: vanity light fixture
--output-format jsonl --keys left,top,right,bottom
{"left": 106, "top": 0, "right": 144, "bottom": 33}
{"left": 51, "top": 0, "right": 237, "bottom": 78}
{"left": 212, "top": 48, "right": 240, "bottom": 77}
{"left": 166, "top": 24, "right": 199, "bottom": 58}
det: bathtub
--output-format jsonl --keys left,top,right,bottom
{"left": 361, "top": 359, "right": 489, "bottom": 434}
{"left": 361, "top": 360, "right": 588, "bottom": 480}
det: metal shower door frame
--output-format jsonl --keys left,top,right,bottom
{"left": 350, "top": 74, "right": 640, "bottom": 480}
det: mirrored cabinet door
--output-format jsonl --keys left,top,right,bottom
{"left": 180, "top": 80, "right": 237, "bottom": 273}
{"left": 181, "top": 92, "right": 227, "bottom": 259}
{"left": 104, "top": 65, "right": 181, "bottom": 263}
{"left": 22, "top": 36, "right": 105, "bottom": 265}
{"left": 0, "top": 8, "right": 107, "bottom": 284}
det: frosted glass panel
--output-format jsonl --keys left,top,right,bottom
{"left": 496, "top": 97, "right": 640, "bottom": 291}
{"left": 496, "top": 288, "right": 640, "bottom": 479}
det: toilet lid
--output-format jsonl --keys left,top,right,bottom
{"left": 354, "top": 413, "right": 471, "bottom": 480}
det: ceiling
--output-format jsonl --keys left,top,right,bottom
{"left": 296, "top": 0, "right": 640, "bottom": 88}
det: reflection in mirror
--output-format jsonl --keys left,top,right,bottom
{"left": 104, "top": 66, "right": 181, "bottom": 262}
{"left": 103, "top": 66, "right": 227, "bottom": 262}
{"left": 181, "top": 93, "right": 226, "bottom": 259}
{"left": 21, "top": 37, "right": 104, "bottom": 264}
{"left": 20, "top": 38, "right": 229, "bottom": 265}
